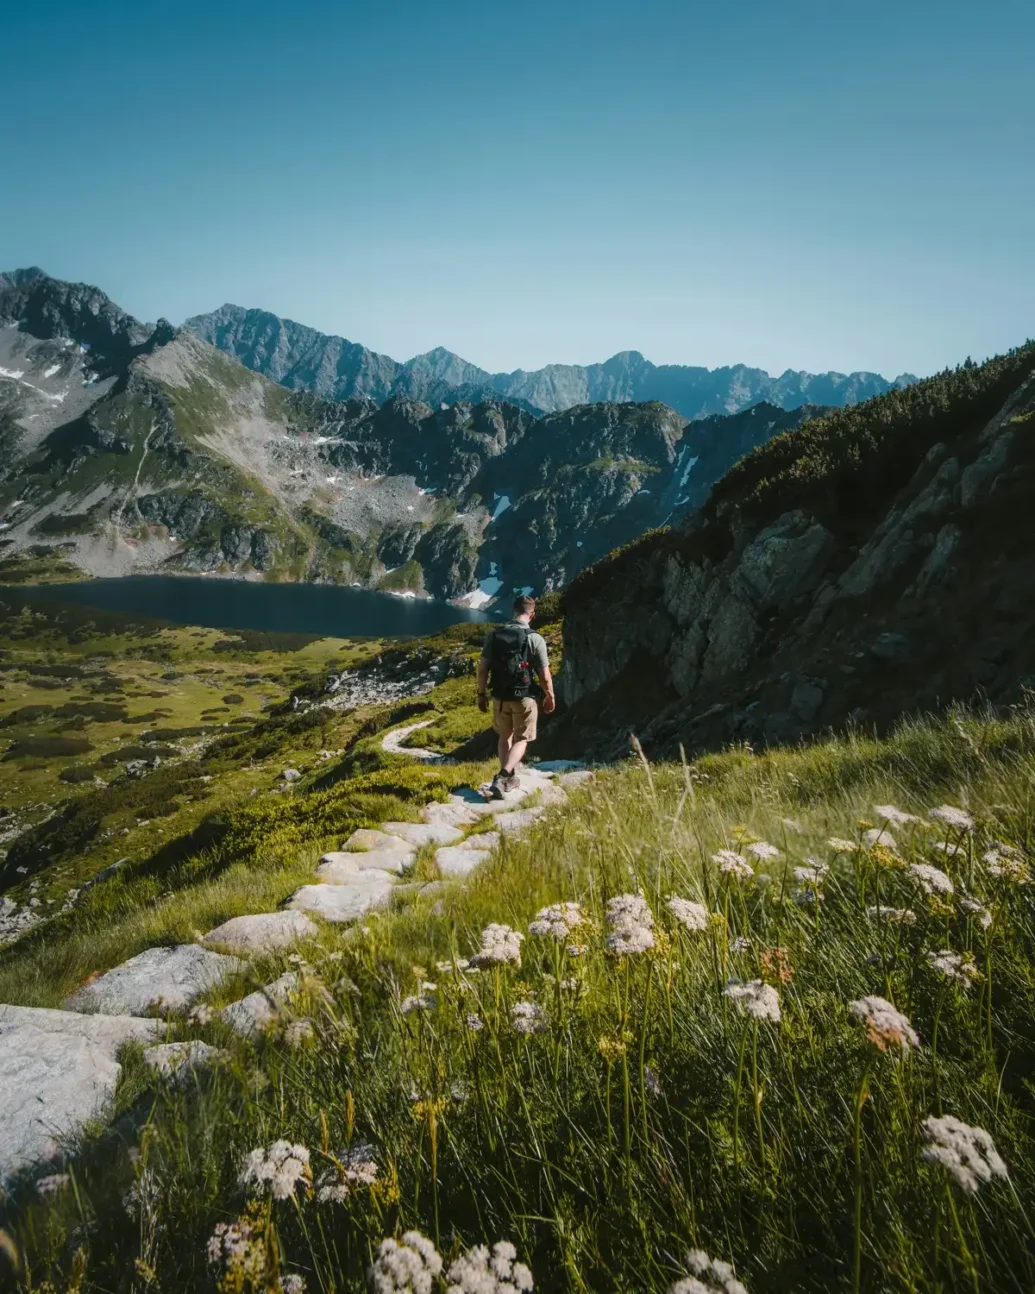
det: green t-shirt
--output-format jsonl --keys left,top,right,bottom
{"left": 480, "top": 622, "right": 549, "bottom": 676}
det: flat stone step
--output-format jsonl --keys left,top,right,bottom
{"left": 221, "top": 971, "right": 299, "bottom": 1036}
{"left": 559, "top": 769, "right": 594, "bottom": 789}
{"left": 63, "top": 945, "right": 244, "bottom": 1017}
{"left": 287, "top": 881, "right": 393, "bottom": 923}
{"left": 202, "top": 911, "right": 317, "bottom": 955}
{"left": 435, "top": 846, "right": 491, "bottom": 877}
{"left": 423, "top": 801, "right": 484, "bottom": 828}
{"left": 380, "top": 820, "right": 463, "bottom": 847}
{"left": 343, "top": 828, "right": 414, "bottom": 853}
{"left": 497, "top": 806, "right": 547, "bottom": 833}
{"left": 143, "top": 1041, "right": 228, "bottom": 1080}
{"left": 316, "top": 856, "right": 403, "bottom": 884}
{"left": 0, "top": 1006, "right": 160, "bottom": 1182}
{"left": 463, "top": 831, "right": 500, "bottom": 852}
{"left": 319, "top": 848, "right": 414, "bottom": 876}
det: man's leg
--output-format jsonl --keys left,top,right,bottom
{"left": 502, "top": 737, "right": 528, "bottom": 775}
{"left": 497, "top": 731, "right": 513, "bottom": 769}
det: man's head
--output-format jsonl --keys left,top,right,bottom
{"left": 513, "top": 594, "right": 535, "bottom": 622}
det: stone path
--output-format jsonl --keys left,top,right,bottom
{"left": 0, "top": 752, "right": 591, "bottom": 1184}
{"left": 380, "top": 718, "right": 446, "bottom": 763}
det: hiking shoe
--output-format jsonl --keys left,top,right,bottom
{"left": 489, "top": 772, "right": 506, "bottom": 801}
{"left": 500, "top": 770, "right": 521, "bottom": 794}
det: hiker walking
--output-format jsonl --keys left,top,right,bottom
{"left": 476, "top": 594, "right": 556, "bottom": 799}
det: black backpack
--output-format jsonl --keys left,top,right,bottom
{"left": 488, "top": 623, "right": 533, "bottom": 700}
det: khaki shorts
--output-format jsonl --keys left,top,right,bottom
{"left": 492, "top": 697, "right": 538, "bottom": 742}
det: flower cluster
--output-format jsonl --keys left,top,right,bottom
{"left": 528, "top": 902, "right": 585, "bottom": 940}
{"left": 401, "top": 993, "right": 435, "bottom": 1015}
{"left": 746, "top": 840, "right": 780, "bottom": 861}
{"left": 723, "top": 978, "right": 781, "bottom": 1023}
{"left": 848, "top": 996, "right": 919, "bottom": 1052}
{"left": 207, "top": 1215, "right": 266, "bottom": 1288}
{"left": 238, "top": 1141, "right": 311, "bottom": 1200}
{"left": 669, "top": 1249, "right": 748, "bottom": 1294}
{"left": 907, "top": 863, "right": 954, "bottom": 895}
{"left": 471, "top": 924, "right": 524, "bottom": 968}
{"left": 863, "top": 827, "right": 898, "bottom": 852}
{"left": 827, "top": 837, "right": 859, "bottom": 853}
{"left": 874, "top": 804, "right": 920, "bottom": 827}
{"left": 926, "top": 949, "right": 980, "bottom": 985}
{"left": 511, "top": 1000, "right": 547, "bottom": 1034}
{"left": 866, "top": 905, "right": 916, "bottom": 924}
{"left": 984, "top": 846, "right": 1031, "bottom": 883}
{"left": 369, "top": 1232, "right": 443, "bottom": 1294}
{"left": 928, "top": 804, "right": 974, "bottom": 831}
{"left": 793, "top": 859, "right": 829, "bottom": 886}
{"left": 713, "top": 850, "right": 753, "bottom": 880}
{"left": 958, "top": 895, "right": 992, "bottom": 929}
{"left": 315, "top": 1143, "right": 379, "bottom": 1203}
{"left": 605, "top": 893, "right": 655, "bottom": 955}
{"left": 444, "top": 1239, "right": 534, "bottom": 1293}
{"left": 666, "top": 896, "right": 710, "bottom": 932}
{"left": 922, "top": 1114, "right": 1009, "bottom": 1194}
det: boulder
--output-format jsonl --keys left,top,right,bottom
{"left": 221, "top": 972, "right": 299, "bottom": 1036}
{"left": 142, "top": 1041, "right": 228, "bottom": 1081}
{"left": 434, "top": 847, "right": 490, "bottom": 877}
{"left": 318, "top": 849, "right": 413, "bottom": 877}
{"left": 287, "top": 880, "right": 393, "bottom": 923}
{"left": 63, "top": 945, "right": 244, "bottom": 1016}
{"left": 202, "top": 911, "right": 317, "bottom": 955}
{"left": 379, "top": 821, "right": 464, "bottom": 847}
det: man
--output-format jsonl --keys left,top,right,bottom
{"left": 476, "top": 594, "right": 556, "bottom": 799}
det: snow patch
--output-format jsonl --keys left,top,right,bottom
{"left": 576, "top": 540, "right": 583, "bottom": 548}
{"left": 43, "top": 364, "right": 61, "bottom": 378}
{"left": 387, "top": 589, "right": 418, "bottom": 599}
{"left": 456, "top": 571, "right": 503, "bottom": 609}
{"left": 0, "top": 367, "right": 25, "bottom": 380}
{"left": 490, "top": 493, "right": 512, "bottom": 521}
{"left": 325, "top": 475, "right": 340, "bottom": 484}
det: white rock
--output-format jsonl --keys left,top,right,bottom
{"left": 142, "top": 1041, "right": 228, "bottom": 1080}
{"left": 0, "top": 1008, "right": 159, "bottom": 1182}
{"left": 558, "top": 770, "right": 594, "bottom": 789}
{"left": 287, "top": 881, "right": 393, "bottom": 923}
{"left": 423, "top": 801, "right": 483, "bottom": 828}
{"left": 497, "top": 806, "right": 547, "bottom": 833}
{"left": 221, "top": 972, "right": 299, "bottom": 1036}
{"left": 281, "top": 768, "right": 302, "bottom": 782}
{"left": 462, "top": 831, "right": 500, "bottom": 852}
{"left": 434, "top": 847, "right": 490, "bottom": 877}
{"left": 202, "top": 911, "right": 317, "bottom": 955}
{"left": 379, "top": 820, "right": 463, "bottom": 847}
{"left": 318, "top": 849, "right": 413, "bottom": 877}
{"left": 63, "top": 945, "right": 244, "bottom": 1016}
{"left": 343, "top": 828, "right": 413, "bottom": 853}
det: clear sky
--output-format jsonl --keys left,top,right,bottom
{"left": 1, "top": 0, "right": 1032, "bottom": 378}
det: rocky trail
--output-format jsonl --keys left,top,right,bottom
{"left": 0, "top": 753, "right": 590, "bottom": 1186}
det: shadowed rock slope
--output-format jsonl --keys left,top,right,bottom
{"left": 558, "top": 344, "right": 1035, "bottom": 759}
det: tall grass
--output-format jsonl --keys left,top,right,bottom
{"left": 5, "top": 705, "right": 1035, "bottom": 1292}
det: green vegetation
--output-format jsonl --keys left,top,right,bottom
{"left": 3, "top": 696, "right": 1034, "bottom": 1292}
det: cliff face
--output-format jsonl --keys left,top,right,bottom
{"left": 559, "top": 346, "right": 1035, "bottom": 759}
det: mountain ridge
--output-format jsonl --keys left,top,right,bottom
{"left": 184, "top": 299, "right": 917, "bottom": 419}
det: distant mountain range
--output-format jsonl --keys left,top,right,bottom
{"left": 185, "top": 302, "right": 917, "bottom": 419}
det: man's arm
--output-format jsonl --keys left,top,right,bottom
{"left": 539, "top": 664, "right": 556, "bottom": 714}
{"left": 476, "top": 656, "right": 490, "bottom": 713}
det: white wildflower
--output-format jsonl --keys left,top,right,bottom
{"left": 283, "top": 1018, "right": 315, "bottom": 1046}
{"left": 35, "top": 1173, "right": 71, "bottom": 1198}
{"left": 866, "top": 905, "right": 916, "bottom": 925}
{"left": 566, "top": 942, "right": 589, "bottom": 956}
{"left": 959, "top": 895, "right": 992, "bottom": 930}
{"left": 465, "top": 1012, "right": 485, "bottom": 1032}
{"left": 670, "top": 1248, "right": 748, "bottom": 1294}
{"left": 667, "top": 897, "right": 710, "bottom": 932}
{"left": 471, "top": 923, "right": 524, "bottom": 968}
{"left": 794, "top": 859, "right": 829, "bottom": 885}
{"left": 188, "top": 1003, "right": 214, "bottom": 1026}
{"left": 528, "top": 901, "right": 585, "bottom": 940}
{"left": 747, "top": 841, "right": 780, "bottom": 861}
{"left": 723, "top": 978, "right": 781, "bottom": 1023}
{"left": 863, "top": 827, "right": 898, "bottom": 852}
{"left": 369, "top": 1231, "right": 443, "bottom": 1294}
{"left": 713, "top": 850, "right": 754, "bottom": 880}
{"left": 793, "top": 887, "right": 824, "bottom": 906}
{"left": 729, "top": 935, "right": 751, "bottom": 953}
{"left": 123, "top": 1167, "right": 160, "bottom": 1219}
{"left": 400, "top": 993, "right": 435, "bottom": 1015}
{"left": 445, "top": 1239, "right": 534, "bottom": 1293}
{"left": 828, "top": 837, "right": 859, "bottom": 853}
{"left": 238, "top": 1140, "right": 311, "bottom": 1200}
{"left": 922, "top": 1114, "right": 1009, "bottom": 1194}
{"left": 781, "top": 817, "right": 803, "bottom": 833}
{"left": 435, "top": 958, "right": 471, "bottom": 974}
{"left": 848, "top": 996, "right": 919, "bottom": 1052}
{"left": 926, "top": 949, "right": 980, "bottom": 985}
{"left": 874, "top": 804, "right": 920, "bottom": 827}
{"left": 511, "top": 1001, "right": 547, "bottom": 1034}
{"left": 908, "top": 863, "right": 954, "bottom": 895}
{"left": 283, "top": 1276, "right": 306, "bottom": 1294}
{"left": 644, "top": 1065, "right": 662, "bottom": 1097}
{"left": 206, "top": 1217, "right": 265, "bottom": 1284}
{"left": 929, "top": 804, "right": 974, "bottom": 832}
{"left": 605, "top": 892, "right": 655, "bottom": 955}
{"left": 316, "top": 1142, "right": 379, "bottom": 1203}
{"left": 983, "top": 847, "right": 1031, "bottom": 883}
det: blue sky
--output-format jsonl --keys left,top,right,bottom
{"left": 1, "top": 0, "right": 1032, "bottom": 377}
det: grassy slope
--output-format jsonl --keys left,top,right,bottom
{"left": 0, "top": 606, "right": 1032, "bottom": 1292}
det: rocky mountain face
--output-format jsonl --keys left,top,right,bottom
{"left": 0, "top": 272, "right": 823, "bottom": 602}
{"left": 186, "top": 303, "right": 915, "bottom": 419}
{"left": 557, "top": 345, "right": 1035, "bottom": 760}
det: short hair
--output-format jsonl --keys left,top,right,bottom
{"left": 513, "top": 594, "right": 536, "bottom": 617}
